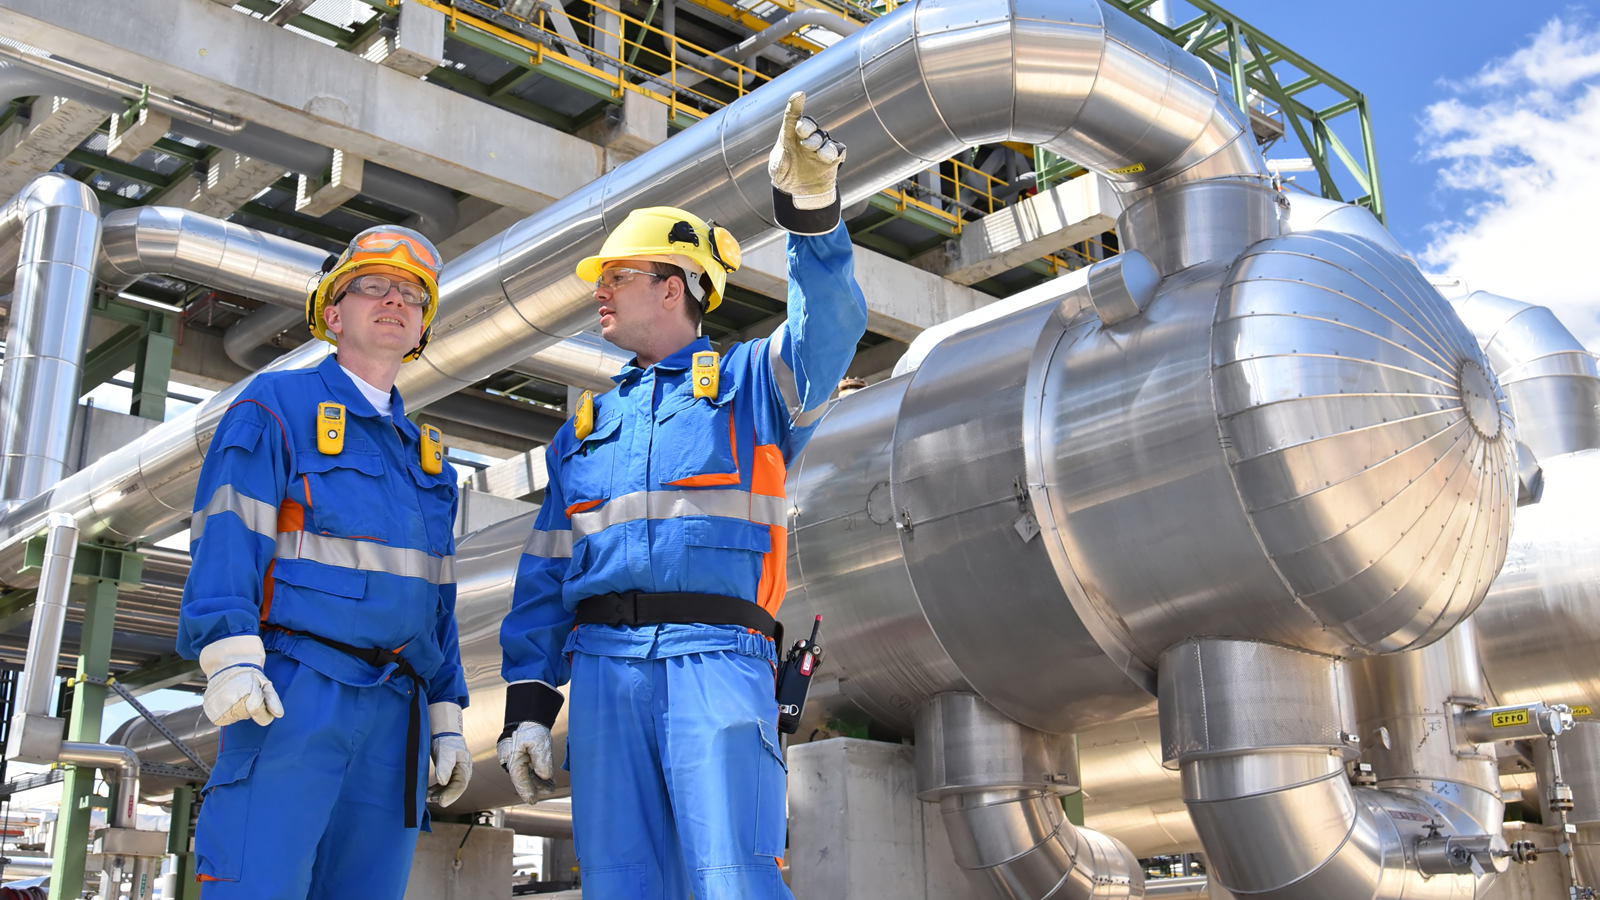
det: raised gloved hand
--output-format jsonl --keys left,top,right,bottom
{"left": 429, "top": 701, "right": 473, "bottom": 807}
{"left": 199, "top": 634, "right": 284, "bottom": 727}
{"left": 768, "top": 90, "right": 847, "bottom": 235}
{"left": 497, "top": 721, "right": 555, "bottom": 805}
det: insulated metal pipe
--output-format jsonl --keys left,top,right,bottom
{"left": 95, "top": 206, "right": 333, "bottom": 306}
{"left": 916, "top": 692, "right": 1143, "bottom": 900}
{"left": 0, "top": 0, "right": 1275, "bottom": 577}
{"left": 0, "top": 43, "right": 245, "bottom": 134}
{"left": 59, "top": 740, "right": 141, "bottom": 828}
{"left": 1161, "top": 639, "right": 1502, "bottom": 899}
{"left": 0, "top": 174, "right": 101, "bottom": 504}
{"left": 15, "top": 512, "right": 76, "bottom": 718}
{"left": 1451, "top": 291, "right": 1600, "bottom": 465}
{"left": 223, "top": 305, "right": 306, "bottom": 371}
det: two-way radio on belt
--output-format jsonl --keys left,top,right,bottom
{"left": 775, "top": 615, "right": 823, "bottom": 734}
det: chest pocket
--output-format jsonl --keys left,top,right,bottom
{"left": 560, "top": 413, "right": 623, "bottom": 512}
{"left": 294, "top": 440, "right": 390, "bottom": 541}
{"left": 654, "top": 381, "right": 740, "bottom": 488}
{"left": 408, "top": 465, "right": 458, "bottom": 554}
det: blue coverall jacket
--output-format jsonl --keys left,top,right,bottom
{"left": 501, "top": 222, "right": 868, "bottom": 899}
{"left": 177, "top": 353, "right": 467, "bottom": 898}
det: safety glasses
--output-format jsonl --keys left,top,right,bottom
{"left": 593, "top": 266, "right": 665, "bottom": 293}
{"left": 344, "top": 274, "right": 429, "bottom": 307}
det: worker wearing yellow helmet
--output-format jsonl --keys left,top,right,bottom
{"left": 500, "top": 90, "right": 869, "bottom": 900}
{"left": 179, "top": 224, "right": 471, "bottom": 899}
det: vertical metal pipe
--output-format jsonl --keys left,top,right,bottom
{"left": 0, "top": 174, "right": 101, "bottom": 504}
{"left": 16, "top": 512, "right": 76, "bottom": 718}
{"left": 58, "top": 741, "right": 140, "bottom": 827}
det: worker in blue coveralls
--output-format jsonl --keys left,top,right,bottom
{"left": 496, "top": 90, "right": 866, "bottom": 899}
{"left": 176, "top": 225, "right": 472, "bottom": 899}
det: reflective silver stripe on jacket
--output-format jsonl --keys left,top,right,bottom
{"left": 766, "top": 325, "right": 828, "bottom": 428}
{"left": 275, "top": 531, "right": 456, "bottom": 584}
{"left": 523, "top": 528, "right": 574, "bottom": 559}
{"left": 570, "top": 489, "right": 788, "bottom": 542}
{"left": 191, "top": 484, "right": 278, "bottom": 542}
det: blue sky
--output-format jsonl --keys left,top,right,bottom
{"left": 1159, "top": 1, "right": 1600, "bottom": 345}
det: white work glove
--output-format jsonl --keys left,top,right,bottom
{"left": 497, "top": 721, "right": 555, "bottom": 805}
{"left": 768, "top": 91, "right": 847, "bottom": 234}
{"left": 429, "top": 701, "right": 473, "bottom": 808}
{"left": 199, "top": 635, "right": 284, "bottom": 727}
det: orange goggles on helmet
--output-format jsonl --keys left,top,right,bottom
{"left": 344, "top": 226, "right": 443, "bottom": 275}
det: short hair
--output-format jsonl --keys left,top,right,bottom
{"left": 649, "top": 261, "right": 705, "bottom": 330}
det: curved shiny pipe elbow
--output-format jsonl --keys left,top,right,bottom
{"left": 917, "top": 693, "right": 1144, "bottom": 900}
{"left": 1450, "top": 291, "right": 1600, "bottom": 463}
{"left": 97, "top": 206, "right": 332, "bottom": 308}
{"left": 223, "top": 304, "right": 305, "bottom": 371}
{"left": 59, "top": 741, "right": 140, "bottom": 828}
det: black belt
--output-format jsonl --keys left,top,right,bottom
{"left": 267, "top": 626, "right": 426, "bottom": 829}
{"left": 575, "top": 591, "right": 781, "bottom": 642}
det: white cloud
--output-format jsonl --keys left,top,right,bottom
{"left": 1420, "top": 16, "right": 1600, "bottom": 350}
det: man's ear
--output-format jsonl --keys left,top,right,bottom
{"left": 659, "top": 273, "right": 685, "bottom": 313}
{"left": 323, "top": 301, "right": 342, "bottom": 337}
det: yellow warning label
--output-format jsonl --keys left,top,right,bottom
{"left": 1575, "top": 705, "right": 1593, "bottom": 717}
{"left": 1493, "top": 709, "right": 1531, "bottom": 729}
{"left": 1109, "top": 162, "right": 1147, "bottom": 175}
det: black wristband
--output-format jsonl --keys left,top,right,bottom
{"left": 773, "top": 186, "right": 842, "bottom": 236}
{"left": 504, "top": 680, "right": 564, "bottom": 730}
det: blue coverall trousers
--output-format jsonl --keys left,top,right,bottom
{"left": 567, "top": 649, "right": 793, "bottom": 900}
{"left": 195, "top": 652, "right": 428, "bottom": 900}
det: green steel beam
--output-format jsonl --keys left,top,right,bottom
{"left": 112, "top": 654, "right": 202, "bottom": 697}
{"left": 129, "top": 318, "right": 175, "bottom": 421}
{"left": 1244, "top": 34, "right": 1340, "bottom": 203}
{"left": 81, "top": 324, "right": 147, "bottom": 394}
{"left": 425, "top": 67, "right": 577, "bottom": 131}
{"left": 49, "top": 577, "right": 121, "bottom": 900}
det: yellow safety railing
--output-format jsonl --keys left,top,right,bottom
{"left": 405, "top": 0, "right": 777, "bottom": 121}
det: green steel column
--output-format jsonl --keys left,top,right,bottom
{"left": 168, "top": 784, "right": 201, "bottom": 900}
{"left": 49, "top": 576, "right": 120, "bottom": 900}
{"left": 128, "top": 316, "right": 174, "bottom": 421}
{"left": 1357, "top": 98, "right": 1385, "bottom": 224}
{"left": 1225, "top": 22, "right": 1249, "bottom": 115}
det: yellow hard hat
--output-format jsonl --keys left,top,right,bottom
{"left": 306, "top": 225, "right": 443, "bottom": 362}
{"left": 576, "top": 207, "right": 742, "bottom": 313}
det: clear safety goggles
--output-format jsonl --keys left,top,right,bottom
{"left": 593, "top": 266, "right": 665, "bottom": 294}
{"left": 343, "top": 274, "right": 429, "bottom": 307}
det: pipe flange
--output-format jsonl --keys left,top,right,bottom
{"left": 1459, "top": 360, "right": 1502, "bottom": 440}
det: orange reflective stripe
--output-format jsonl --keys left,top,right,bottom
{"left": 665, "top": 472, "right": 742, "bottom": 487}
{"left": 259, "top": 559, "right": 276, "bottom": 622}
{"left": 277, "top": 497, "right": 305, "bottom": 533}
{"left": 751, "top": 444, "right": 785, "bottom": 497}
{"left": 756, "top": 524, "right": 788, "bottom": 615}
{"left": 566, "top": 498, "right": 604, "bottom": 518}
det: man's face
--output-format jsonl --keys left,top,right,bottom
{"left": 324, "top": 271, "right": 426, "bottom": 360}
{"left": 593, "top": 259, "right": 680, "bottom": 351}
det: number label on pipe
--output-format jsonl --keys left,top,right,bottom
{"left": 1492, "top": 709, "right": 1530, "bottom": 728}
{"left": 1575, "top": 705, "right": 1593, "bottom": 717}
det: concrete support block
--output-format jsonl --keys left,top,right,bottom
{"left": 106, "top": 107, "right": 172, "bottom": 162}
{"left": 378, "top": 0, "right": 446, "bottom": 77}
{"left": 0, "top": 96, "right": 108, "bottom": 198}
{"left": 914, "top": 173, "right": 1120, "bottom": 286}
{"left": 0, "top": 0, "right": 604, "bottom": 213}
{"left": 787, "top": 737, "right": 971, "bottom": 900}
{"left": 174, "top": 151, "right": 286, "bottom": 218}
{"left": 295, "top": 148, "right": 363, "bottom": 216}
{"left": 402, "top": 822, "right": 514, "bottom": 900}
{"left": 577, "top": 91, "right": 669, "bottom": 167}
